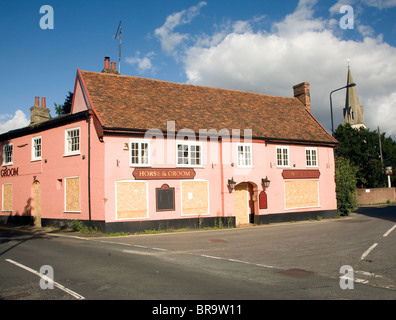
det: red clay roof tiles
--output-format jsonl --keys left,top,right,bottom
{"left": 79, "top": 70, "right": 336, "bottom": 145}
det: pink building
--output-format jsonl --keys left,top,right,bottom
{"left": 0, "top": 57, "right": 338, "bottom": 233}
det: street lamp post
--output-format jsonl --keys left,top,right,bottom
{"left": 329, "top": 82, "right": 356, "bottom": 135}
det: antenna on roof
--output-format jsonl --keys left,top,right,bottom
{"left": 113, "top": 20, "right": 122, "bottom": 74}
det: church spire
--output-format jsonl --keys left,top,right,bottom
{"left": 343, "top": 61, "right": 366, "bottom": 129}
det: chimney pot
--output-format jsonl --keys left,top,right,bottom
{"left": 111, "top": 61, "right": 116, "bottom": 70}
{"left": 104, "top": 56, "right": 110, "bottom": 69}
{"left": 30, "top": 96, "right": 50, "bottom": 125}
{"left": 293, "top": 82, "right": 311, "bottom": 112}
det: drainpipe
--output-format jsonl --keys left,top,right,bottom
{"left": 220, "top": 136, "right": 225, "bottom": 217}
{"left": 87, "top": 116, "right": 92, "bottom": 223}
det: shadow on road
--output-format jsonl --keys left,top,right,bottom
{"left": 0, "top": 228, "right": 50, "bottom": 257}
{"left": 354, "top": 205, "right": 396, "bottom": 223}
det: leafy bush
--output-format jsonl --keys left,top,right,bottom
{"left": 335, "top": 156, "right": 358, "bottom": 215}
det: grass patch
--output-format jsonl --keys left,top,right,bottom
{"left": 71, "top": 220, "right": 101, "bottom": 234}
{"left": 135, "top": 227, "right": 190, "bottom": 235}
{"left": 104, "top": 232, "right": 131, "bottom": 237}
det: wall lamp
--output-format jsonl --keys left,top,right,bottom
{"left": 261, "top": 176, "right": 271, "bottom": 190}
{"left": 228, "top": 177, "right": 237, "bottom": 191}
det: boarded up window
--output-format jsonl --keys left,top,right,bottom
{"left": 2, "top": 184, "right": 12, "bottom": 211}
{"left": 285, "top": 180, "right": 319, "bottom": 209}
{"left": 65, "top": 177, "right": 80, "bottom": 212}
{"left": 116, "top": 181, "right": 148, "bottom": 219}
{"left": 181, "top": 180, "right": 209, "bottom": 216}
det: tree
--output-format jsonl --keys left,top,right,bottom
{"left": 334, "top": 124, "right": 396, "bottom": 188}
{"left": 55, "top": 91, "right": 73, "bottom": 116}
{"left": 335, "top": 156, "right": 358, "bottom": 215}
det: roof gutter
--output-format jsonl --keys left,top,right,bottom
{"left": 101, "top": 126, "right": 338, "bottom": 147}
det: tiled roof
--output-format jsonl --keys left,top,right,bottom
{"left": 78, "top": 70, "right": 337, "bottom": 145}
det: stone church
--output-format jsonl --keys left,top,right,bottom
{"left": 343, "top": 65, "right": 366, "bottom": 129}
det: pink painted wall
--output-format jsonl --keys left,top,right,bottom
{"left": 102, "top": 136, "right": 223, "bottom": 223}
{"left": 0, "top": 119, "right": 336, "bottom": 225}
{"left": 99, "top": 133, "right": 336, "bottom": 223}
{"left": 0, "top": 117, "right": 107, "bottom": 223}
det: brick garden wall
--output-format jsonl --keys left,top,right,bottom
{"left": 356, "top": 187, "right": 396, "bottom": 205}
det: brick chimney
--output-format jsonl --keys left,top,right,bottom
{"left": 30, "top": 96, "right": 51, "bottom": 125}
{"left": 293, "top": 82, "right": 311, "bottom": 112}
{"left": 101, "top": 56, "right": 119, "bottom": 74}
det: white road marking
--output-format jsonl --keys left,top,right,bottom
{"left": 152, "top": 247, "right": 168, "bottom": 251}
{"left": 196, "top": 253, "right": 278, "bottom": 269}
{"left": 383, "top": 224, "right": 396, "bottom": 237}
{"left": 360, "top": 243, "right": 378, "bottom": 261}
{"left": 5, "top": 259, "right": 85, "bottom": 300}
{"left": 354, "top": 278, "right": 369, "bottom": 284}
{"left": 355, "top": 270, "right": 383, "bottom": 278}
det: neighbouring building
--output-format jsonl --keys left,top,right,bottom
{"left": 0, "top": 57, "right": 338, "bottom": 233}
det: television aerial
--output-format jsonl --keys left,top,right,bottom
{"left": 113, "top": 21, "right": 122, "bottom": 74}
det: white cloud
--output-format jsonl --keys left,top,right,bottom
{"left": 126, "top": 52, "right": 156, "bottom": 73}
{"left": 0, "top": 110, "right": 29, "bottom": 134}
{"left": 365, "top": 92, "right": 396, "bottom": 137}
{"left": 362, "top": 0, "right": 396, "bottom": 9}
{"left": 174, "top": 0, "right": 396, "bottom": 136}
{"left": 154, "top": 1, "right": 206, "bottom": 56}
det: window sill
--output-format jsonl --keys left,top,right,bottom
{"left": 2, "top": 163, "right": 13, "bottom": 167}
{"left": 63, "top": 153, "right": 81, "bottom": 158}
{"left": 130, "top": 164, "right": 152, "bottom": 168}
{"left": 176, "top": 164, "right": 205, "bottom": 168}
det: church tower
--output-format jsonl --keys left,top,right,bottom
{"left": 343, "top": 64, "right": 366, "bottom": 129}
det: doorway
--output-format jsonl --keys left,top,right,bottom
{"left": 234, "top": 182, "right": 255, "bottom": 226}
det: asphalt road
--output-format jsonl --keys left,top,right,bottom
{"left": 0, "top": 206, "right": 395, "bottom": 305}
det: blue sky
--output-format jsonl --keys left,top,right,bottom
{"left": 1, "top": 0, "right": 396, "bottom": 136}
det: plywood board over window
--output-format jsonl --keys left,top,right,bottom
{"left": 65, "top": 177, "right": 80, "bottom": 212}
{"left": 2, "top": 183, "right": 12, "bottom": 211}
{"left": 116, "top": 181, "right": 148, "bottom": 219}
{"left": 285, "top": 180, "right": 319, "bottom": 209}
{"left": 181, "top": 180, "right": 209, "bottom": 216}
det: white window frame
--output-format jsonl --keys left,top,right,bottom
{"left": 276, "top": 146, "right": 289, "bottom": 167}
{"left": 32, "top": 136, "right": 42, "bottom": 161}
{"left": 2, "top": 143, "right": 13, "bottom": 166}
{"left": 306, "top": 147, "right": 318, "bottom": 167}
{"left": 65, "top": 127, "right": 80, "bottom": 156}
{"left": 129, "top": 139, "right": 151, "bottom": 167}
{"left": 236, "top": 143, "right": 253, "bottom": 167}
{"left": 176, "top": 141, "right": 203, "bottom": 167}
